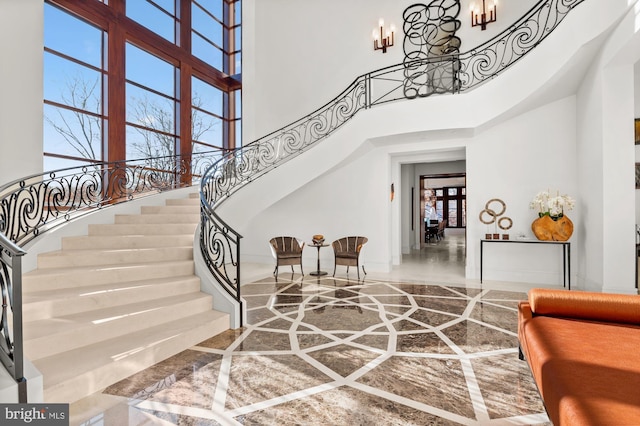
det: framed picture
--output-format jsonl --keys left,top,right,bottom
{"left": 635, "top": 119, "right": 640, "bottom": 144}
{"left": 636, "top": 163, "right": 640, "bottom": 189}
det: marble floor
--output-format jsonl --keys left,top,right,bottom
{"left": 70, "top": 230, "right": 551, "bottom": 425}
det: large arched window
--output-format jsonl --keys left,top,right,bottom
{"left": 43, "top": 0, "right": 241, "bottom": 174}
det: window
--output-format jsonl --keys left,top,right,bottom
{"left": 192, "top": 1, "right": 224, "bottom": 69}
{"left": 43, "top": 3, "right": 106, "bottom": 171}
{"left": 421, "top": 175, "right": 466, "bottom": 230}
{"left": 125, "top": 43, "right": 178, "bottom": 162}
{"left": 126, "top": 0, "right": 177, "bottom": 44}
{"left": 192, "top": 75, "right": 224, "bottom": 152}
{"left": 44, "top": 0, "right": 241, "bottom": 174}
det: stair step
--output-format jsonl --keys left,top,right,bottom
{"left": 23, "top": 275, "right": 201, "bottom": 320}
{"left": 88, "top": 223, "right": 197, "bottom": 236}
{"left": 141, "top": 205, "right": 198, "bottom": 215}
{"left": 22, "top": 192, "right": 230, "bottom": 405}
{"left": 23, "top": 260, "right": 195, "bottom": 291}
{"left": 36, "top": 310, "right": 229, "bottom": 403}
{"left": 24, "top": 293, "right": 213, "bottom": 361}
{"left": 37, "top": 246, "right": 194, "bottom": 269}
{"left": 114, "top": 213, "right": 200, "bottom": 224}
{"left": 166, "top": 197, "right": 200, "bottom": 206}
{"left": 62, "top": 234, "right": 194, "bottom": 250}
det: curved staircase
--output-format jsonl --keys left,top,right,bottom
{"left": 21, "top": 192, "right": 229, "bottom": 403}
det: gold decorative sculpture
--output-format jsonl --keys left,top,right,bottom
{"left": 531, "top": 215, "right": 574, "bottom": 241}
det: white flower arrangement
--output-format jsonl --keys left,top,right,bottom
{"left": 529, "top": 190, "right": 575, "bottom": 218}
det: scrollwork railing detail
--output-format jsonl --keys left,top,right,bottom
{"left": 0, "top": 152, "right": 218, "bottom": 247}
{"left": 457, "top": 0, "right": 585, "bottom": 91}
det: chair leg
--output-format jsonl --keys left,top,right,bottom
{"left": 333, "top": 264, "right": 336, "bottom": 277}
{"left": 300, "top": 263, "right": 304, "bottom": 276}
{"left": 291, "top": 265, "right": 294, "bottom": 273}
{"left": 362, "top": 265, "right": 367, "bottom": 276}
{"left": 346, "top": 266, "right": 350, "bottom": 274}
{"left": 273, "top": 265, "right": 278, "bottom": 276}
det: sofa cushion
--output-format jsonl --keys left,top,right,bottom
{"left": 528, "top": 288, "right": 640, "bottom": 325}
{"left": 520, "top": 312, "right": 640, "bottom": 425}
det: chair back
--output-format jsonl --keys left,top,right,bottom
{"left": 269, "top": 236, "right": 304, "bottom": 255}
{"left": 332, "top": 236, "right": 368, "bottom": 254}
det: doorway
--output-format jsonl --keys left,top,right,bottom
{"left": 420, "top": 173, "right": 466, "bottom": 249}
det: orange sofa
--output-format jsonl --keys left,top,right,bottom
{"left": 518, "top": 288, "right": 640, "bottom": 425}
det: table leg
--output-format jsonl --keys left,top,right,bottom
{"left": 309, "top": 245, "right": 327, "bottom": 276}
{"left": 567, "top": 243, "right": 571, "bottom": 290}
{"left": 480, "top": 240, "right": 484, "bottom": 283}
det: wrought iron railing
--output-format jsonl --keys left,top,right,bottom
{"left": 0, "top": 150, "right": 220, "bottom": 402}
{"left": 198, "top": 0, "right": 586, "bottom": 320}
{"left": 0, "top": 0, "right": 588, "bottom": 402}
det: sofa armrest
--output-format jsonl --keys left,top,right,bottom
{"left": 528, "top": 288, "right": 640, "bottom": 325}
{"left": 518, "top": 301, "right": 533, "bottom": 321}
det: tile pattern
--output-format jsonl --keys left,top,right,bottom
{"left": 75, "top": 275, "right": 551, "bottom": 425}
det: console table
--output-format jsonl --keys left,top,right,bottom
{"left": 480, "top": 239, "right": 571, "bottom": 289}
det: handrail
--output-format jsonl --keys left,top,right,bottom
{"left": 198, "top": 0, "right": 587, "bottom": 323}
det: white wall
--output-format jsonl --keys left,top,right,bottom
{"left": 243, "top": 0, "right": 538, "bottom": 143}
{"left": 0, "top": 0, "right": 43, "bottom": 184}
{"left": 467, "top": 96, "right": 577, "bottom": 284}
{"left": 576, "top": 3, "right": 640, "bottom": 293}
{"left": 400, "top": 163, "right": 415, "bottom": 253}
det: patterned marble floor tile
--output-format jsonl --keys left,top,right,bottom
{"left": 351, "top": 334, "right": 389, "bottom": 350}
{"left": 296, "top": 333, "right": 337, "bottom": 350}
{"left": 224, "top": 354, "right": 332, "bottom": 410}
{"left": 357, "top": 356, "right": 476, "bottom": 419}
{"left": 77, "top": 277, "right": 550, "bottom": 425}
{"left": 407, "top": 307, "right": 460, "bottom": 327}
{"left": 440, "top": 319, "right": 518, "bottom": 353}
{"left": 196, "top": 328, "right": 245, "bottom": 350}
{"left": 306, "top": 344, "right": 381, "bottom": 377}
{"left": 469, "top": 301, "right": 519, "bottom": 333}
{"left": 234, "top": 386, "right": 461, "bottom": 426}
{"left": 471, "top": 353, "right": 547, "bottom": 420}
{"left": 396, "top": 332, "right": 456, "bottom": 354}
{"left": 412, "top": 296, "right": 470, "bottom": 315}
{"left": 235, "top": 329, "right": 291, "bottom": 351}
{"left": 104, "top": 350, "right": 221, "bottom": 409}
